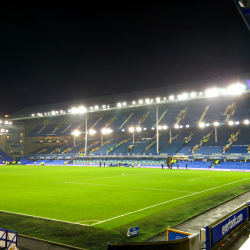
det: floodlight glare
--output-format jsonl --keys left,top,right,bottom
{"left": 94, "top": 106, "right": 98, "bottom": 109}
{"left": 132, "top": 101, "right": 136, "bottom": 104}
{"left": 89, "top": 129, "right": 96, "bottom": 135}
{"left": 220, "top": 88, "right": 226, "bottom": 94}
{"left": 136, "top": 127, "right": 141, "bottom": 132}
{"left": 244, "top": 120, "right": 249, "bottom": 125}
{"left": 180, "top": 125, "right": 183, "bottom": 128}
{"left": 102, "top": 105, "right": 106, "bottom": 108}
{"left": 90, "top": 107, "right": 93, "bottom": 110}
{"left": 60, "top": 110, "right": 64, "bottom": 113}
{"left": 122, "top": 129, "right": 125, "bottom": 131}
{"left": 235, "top": 121, "right": 240, "bottom": 125}
{"left": 214, "top": 122, "right": 219, "bottom": 126}
{"left": 163, "top": 125, "right": 167, "bottom": 129}
{"left": 139, "top": 100, "right": 143, "bottom": 104}
{"left": 227, "top": 83, "right": 246, "bottom": 95}
{"left": 182, "top": 93, "right": 188, "bottom": 99}
{"left": 123, "top": 102, "right": 126, "bottom": 106}
{"left": 190, "top": 92, "right": 196, "bottom": 98}
{"left": 4, "top": 121, "right": 8, "bottom": 124}
{"left": 164, "top": 97, "right": 166, "bottom": 100}
{"left": 156, "top": 97, "right": 160, "bottom": 102}
{"left": 144, "top": 127, "right": 147, "bottom": 130}
{"left": 56, "top": 111, "right": 58, "bottom": 114}
{"left": 102, "top": 128, "right": 111, "bottom": 134}
{"left": 1, "top": 129, "right": 4, "bottom": 132}
{"left": 68, "top": 109, "right": 71, "bottom": 112}
{"left": 186, "top": 125, "right": 190, "bottom": 128}
{"left": 145, "top": 99, "right": 150, "bottom": 104}
{"left": 228, "top": 121, "right": 234, "bottom": 126}
{"left": 31, "top": 114, "right": 34, "bottom": 117}
{"left": 199, "top": 122, "right": 205, "bottom": 128}
{"left": 129, "top": 127, "right": 134, "bottom": 132}
{"left": 169, "top": 95, "right": 174, "bottom": 100}
{"left": 206, "top": 123, "right": 210, "bottom": 126}
{"left": 0, "top": 121, "right": 2, "bottom": 123}
{"left": 175, "top": 124, "right": 179, "bottom": 129}
{"left": 205, "top": 88, "right": 219, "bottom": 97}
{"left": 5, "top": 130, "right": 8, "bottom": 133}
{"left": 177, "top": 95, "right": 181, "bottom": 99}
{"left": 199, "top": 92, "right": 203, "bottom": 96}
{"left": 158, "top": 126, "right": 162, "bottom": 130}
{"left": 9, "top": 122, "right": 12, "bottom": 125}
{"left": 78, "top": 106, "right": 86, "bottom": 113}
{"left": 151, "top": 127, "right": 155, "bottom": 130}
{"left": 73, "top": 130, "right": 81, "bottom": 136}
{"left": 71, "top": 108, "right": 78, "bottom": 114}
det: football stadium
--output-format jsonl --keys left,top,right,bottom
{"left": 1, "top": 78, "right": 250, "bottom": 250}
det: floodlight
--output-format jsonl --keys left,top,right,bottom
{"left": 199, "top": 122, "right": 205, "bottom": 128}
{"left": 158, "top": 126, "right": 162, "bottom": 130}
{"left": 145, "top": 99, "right": 150, "bottom": 104}
{"left": 122, "top": 129, "right": 125, "bottom": 132}
{"left": 68, "top": 109, "right": 71, "bottom": 112}
{"left": 220, "top": 88, "right": 226, "bottom": 94}
{"left": 163, "top": 125, "right": 167, "bottom": 129}
{"left": 186, "top": 125, "right": 190, "bottom": 128}
{"left": 164, "top": 97, "right": 166, "bottom": 100}
{"left": 44, "top": 113, "right": 47, "bottom": 115}
{"left": 4, "top": 121, "right": 8, "bottom": 124}
{"left": 199, "top": 92, "right": 203, "bottom": 96}
{"left": 56, "top": 111, "right": 58, "bottom": 114}
{"left": 180, "top": 125, "right": 183, "bottom": 128}
{"left": 156, "top": 97, "right": 160, "bottom": 102}
{"left": 89, "top": 129, "right": 96, "bottom": 135}
{"left": 71, "top": 108, "right": 77, "bottom": 114}
{"left": 37, "top": 113, "right": 40, "bottom": 116}
{"left": 151, "top": 127, "right": 155, "bottom": 130}
{"left": 139, "top": 100, "right": 143, "bottom": 104}
{"left": 90, "top": 107, "right": 93, "bottom": 110}
{"left": 5, "top": 130, "right": 8, "bottom": 133}
{"left": 182, "top": 93, "right": 188, "bottom": 99}
{"left": 144, "top": 127, "right": 147, "bottom": 130}
{"left": 73, "top": 130, "right": 81, "bottom": 136}
{"left": 177, "top": 95, "right": 181, "bottom": 100}
{"left": 228, "top": 121, "right": 234, "bottom": 126}
{"left": 9, "top": 122, "right": 12, "bottom": 125}
{"left": 94, "top": 106, "right": 98, "bottom": 109}
{"left": 78, "top": 106, "right": 86, "bottom": 113}
{"left": 102, "top": 105, "right": 106, "bottom": 108}
{"left": 136, "top": 127, "right": 141, "bottom": 132}
{"left": 190, "top": 92, "right": 196, "bottom": 98}
{"left": 0, "top": 121, "right": 2, "bottom": 123}
{"left": 206, "top": 123, "right": 210, "bottom": 126}
{"left": 169, "top": 95, "right": 174, "bottom": 100}
{"left": 235, "top": 121, "right": 240, "bottom": 125}
{"left": 123, "top": 102, "right": 126, "bottom": 106}
{"left": 48, "top": 112, "right": 50, "bottom": 115}
{"left": 60, "top": 110, "right": 64, "bottom": 113}
{"left": 129, "top": 127, "right": 134, "bottom": 132}
{"left": 205, "top": 88, "right": 219, "bottom": 97}
{"left": 175, "top": 125, "right": 179, "bottom": 129}
{"left": 151, "top": 99, "right": 153, "bottom": 102}
{"left": 214, "top": 122, "right": 219, "bottom": 126}
{"left": 227, "top": 83, "right": 246, "bottom": 95}
{"left": 51, "top": 111, "right": 56, "bottom": 115}
{"left": 117, "top": 103, "right": 121, "bottom": 107}
{"left": 102, "top": 128, "right": 107, "bottom": 134}
{"left": 1, "top": 129, "right": 4, "bottom": 132}
{"left": 107, "top": 105, "right": 110, "bottom": 108}
{"left": 244, "top": 120, "right": 249, "bottom": 125}
{"left": 132, "top": 101, "right": 136, "bottom": 104}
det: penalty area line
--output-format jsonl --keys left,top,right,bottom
{"left": 91, "top": 178, "right": 250, "bottom": 226}
{"left": 0, "top": 209, "right": 92, "bottom": 227}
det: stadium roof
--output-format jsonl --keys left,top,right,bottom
{"left": 9, "top": 77, "right": 250, "bottom": 119}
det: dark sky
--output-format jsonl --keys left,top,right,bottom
{"left": 1, "top": 1, "right": 250, "bottom": 116}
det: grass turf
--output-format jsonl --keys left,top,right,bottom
{"left": 0, "top": 165, "right": 250, "bottom": 249}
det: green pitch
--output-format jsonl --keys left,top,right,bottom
{"left": 1, "top": 165, "right": 250, "bottom": 229}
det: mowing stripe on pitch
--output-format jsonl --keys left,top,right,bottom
{"left": 91, "top": 178, "right": 250, "bottom": 225}
{"left": 68, "top": 182, "right": 194, "bottom": 193}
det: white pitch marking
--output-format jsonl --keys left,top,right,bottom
{"left": 68, "top": 182, "right": 194, "bottom": 193}
{"left": 65, "top": 172, "right": 152, "bottom": 183}
{"left": 188, "top": 176, "right": 211, "bottom": 181}
{"left": 91, "top": 178, "right": 250, "bottom": 226}
{"left": 0, "top": 209, "right": 91, "bottom": 227}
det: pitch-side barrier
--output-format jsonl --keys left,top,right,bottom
{"left": 0, "top": 228, "right": 18, "bottom": 250}
{"left": 200, "top": 201, "right": 250, "bottom": 250}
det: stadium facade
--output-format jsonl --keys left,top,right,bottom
{"left": 1, "top": 77, "right": 250, "bottom": 168}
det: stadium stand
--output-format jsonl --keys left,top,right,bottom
{"left": 0, "top": 149, "right": 14, "bottom": 162}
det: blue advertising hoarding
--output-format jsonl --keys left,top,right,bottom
{"left": 166, "top": 228, "right": 191, "bottom": 241}
{"left": 127, "top": 226, "right": 139, "bottom": 237}
{"left": 211, "top": 206, "right": 248, "bottom": 246}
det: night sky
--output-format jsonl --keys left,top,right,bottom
{"left": 1, "top": 1, "right": 250, "bottom": 116}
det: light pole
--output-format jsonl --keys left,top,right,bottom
{"left": 129, "top": 127, "right": 141, "bottom": 144}
{"left": 214, "top": 122, "right": 219, "bottom": 143}
{"left": 72, "top": 130, "right": 81, "bottom": 147}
